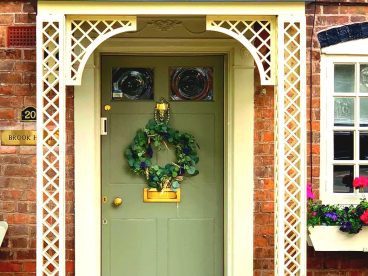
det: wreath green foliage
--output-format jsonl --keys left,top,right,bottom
{"left": 125, "top": 119, "right": 199, "bottom": 191}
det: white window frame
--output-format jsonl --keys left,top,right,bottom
{"left": 321, "top": 38, "right": 368, "bottom": 204}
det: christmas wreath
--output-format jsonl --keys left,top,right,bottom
{"left": 124, "top": 119, "right": 199, "bottom": 191}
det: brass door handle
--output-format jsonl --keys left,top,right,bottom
{"left": 113, "top": 197, "right": 123, "bottom": 207}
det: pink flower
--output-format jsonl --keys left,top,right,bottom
{"left": 353, "top": 176, "right": 368, "bottom": 189}
{"left": 307, "top": 182, "right": 314, "bottom": 200}
{"left": 312, "top": 212, "right": 317, "bottom": 216}
{"left": 360, "top": 210, "right": 368, "bottom": 225}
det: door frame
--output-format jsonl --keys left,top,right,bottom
{"left": 74, "top": 38, "right": 254, "bottom": 276}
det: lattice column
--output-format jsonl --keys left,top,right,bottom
{"left": 36, "top": 14, "right": 66, "bottom": 276}
{"left": 206, "top": 16, "right": 276, "bottom": 85}
{"left": 275, "top": 15, "right": 307, "bottom": 276}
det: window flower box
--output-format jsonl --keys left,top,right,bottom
{"left": 308, "top": 226, "right": 368, "bottom": 251}
{"left": 0, "top": 221, "right": 8, "bottom": 246}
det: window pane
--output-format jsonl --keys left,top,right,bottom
{"left": 334, "top": 64, "right": 355, "bottom": 93}
{"left": 333, "top": 165, "right": 354, "bottom": 193}
{"left": 359, "top": 165, "right": 368, "bottom": 192}
{"left": 334, "top": 131, "right": 354, "bottom": 160}
{"left": 334, "top": 98, "right": 354, "bottom": 126}
{"left": 360, "top": 98, "right": 368, "bottom": 126}
{"left": 360, "top": 132, "right": 368, "bottom": 160}
{"left": 360, "top": 64, "right": 368, "bottom": 93}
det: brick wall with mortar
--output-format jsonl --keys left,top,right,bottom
{"left": 0, "top": 1, "right": 75, "bottom": 275}
{"left": 306, "top": 1, "right": 368, "bottom": 275}
{"left": 253, "top": 73, "right": 275, "bottom": 276}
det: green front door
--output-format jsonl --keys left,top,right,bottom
{"left": 101, "top": 55, "right": 224, "bottom": 276}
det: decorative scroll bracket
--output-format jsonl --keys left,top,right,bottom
{"left": 206, "top": 15, "right": 276, "bottom": 86}
{"left": 65, "top": 15, "right": 137, "bottom": 85}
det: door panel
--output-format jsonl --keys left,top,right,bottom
{"left": 101, "top": 55, "right": 224, "bottom": 276}
{"left": 168, "top": 219, "right": 215, "bottom": 276}
{"left": 110, "top": 219, "right": 157, "bottom": 276}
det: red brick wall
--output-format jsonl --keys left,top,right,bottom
{"left": 306, "top": 2, "right": 368, "bottom": 275}
{"left": 253, "top": 74, "right": 275, "bottom": 276}
{"left": 0, "top": 1, "right": 75, "bottom": 275}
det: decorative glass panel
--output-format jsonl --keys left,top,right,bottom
{"left": 170, "top": 67, "right": 213, "bottom": 101}
{"left": 334, "top": 98, "right": 354, "bottom": 126}
{"left": 334, "top": 131, "right": 354, "bottom": 160}
{"left": 334, "top": 64, "right": 355, "bottom": 93}
{"left": 112, "top": 68, "right": 153, "bottom": 100}
{"left": 360, "top": 132, "right": 368, "bottom": 160}
{"left": 360, "top": 64, "right": 368, "bottom": 93}
{"left": 333, "top": 165, "right": 354, "bottom": 193}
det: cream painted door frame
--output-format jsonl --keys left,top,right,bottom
{"left": 74, "top": 38, "right": 254, "bottom": 276}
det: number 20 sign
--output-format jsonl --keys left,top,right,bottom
{"left": 21, "top": 106, "right": 36, "bottom": 122}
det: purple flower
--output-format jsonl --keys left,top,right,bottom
{"left": 324, "top": 212, "right": 338, "bottom": 222}
{"left": 146, "top": 146, "right": 153, "bottom": 158}
{"left": 340, "top": 221, "right": 352, "bottom": 233}
{"left": 178, "top": 166, "right": 185, "bottom": 176}
{"left": 307, "top": 182, "right": 314, "bottom": 200}
{"left": 183, "top": 147, "right": 190, "bottom": 155}
{"left": 140, "top": 162, "right": 147, "bottom": 169}
{"left": 161, "top": 132, "right": 169, "bottom": 140}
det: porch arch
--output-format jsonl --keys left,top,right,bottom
{"left": 36, "top": 5, "right": 306, "bottom": 276}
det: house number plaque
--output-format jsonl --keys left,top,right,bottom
{"left": 21, "top": 106, "right": 36, "bottom": 122}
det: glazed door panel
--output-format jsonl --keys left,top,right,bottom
{"left": 101, "top": 55, "right": 224, "bottom": 276}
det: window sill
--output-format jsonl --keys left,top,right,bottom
{"left": 308, "top": 226, "right": 368, "bottom": 252}
{"left": 0, "top": 221, "right": 8, "bottom": 247}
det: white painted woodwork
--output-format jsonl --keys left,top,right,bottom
{"left": 207, "top": 15, "right": 276, "bottom": 85}
{"left": 36, "top": 2, "right": 307, "bottom": 275}
{"left": 320, "top": 55, "right": 368, "bottom": 205}
{"left": 75, "top": 39, "right": 255, "bottom": 276}
{"left": 275, "top": 15, "right": 307, "bottom": 276}
{"left": 0, "top": 221, "right": 8, "bottom": 246}
{"left": 308, "top": 226, "right": 368, "bottom": 252}
{"left": 36, "top": 14, "right": 66, "bottom": 276}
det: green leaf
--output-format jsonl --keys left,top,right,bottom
{"left": 128, "top": 159, "right": 134, "bottom": 166}
{"left": 172, "top": 181, "right": 180, "bottom": 190}
{"left": 187, "top": 166, "right": 196, "bottom": 175}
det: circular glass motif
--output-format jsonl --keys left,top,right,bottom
{"left": 112, "top": 68, "right": 153, "bottom": 100}
{"left": 171, "top": 67, "right": 213, "bottom": 100}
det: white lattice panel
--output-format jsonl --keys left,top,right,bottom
{"left": 37, "top": 14, "right": 66, "bottom": 276}
{"left": 275, "top": 16, "right": 306, "bottom": 276}
{"left": 66, "top": 15, "right": 137, "bottom": 85}
{"left": 206, "top": 16, "right": 276, "bottom": 85}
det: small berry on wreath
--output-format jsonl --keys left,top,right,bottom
{"left": 124, "top": 119, "right": 199, "bottom": 191}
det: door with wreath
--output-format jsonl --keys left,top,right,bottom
{"left": 101, "top": 55, "right": 224, "bottom": 276}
